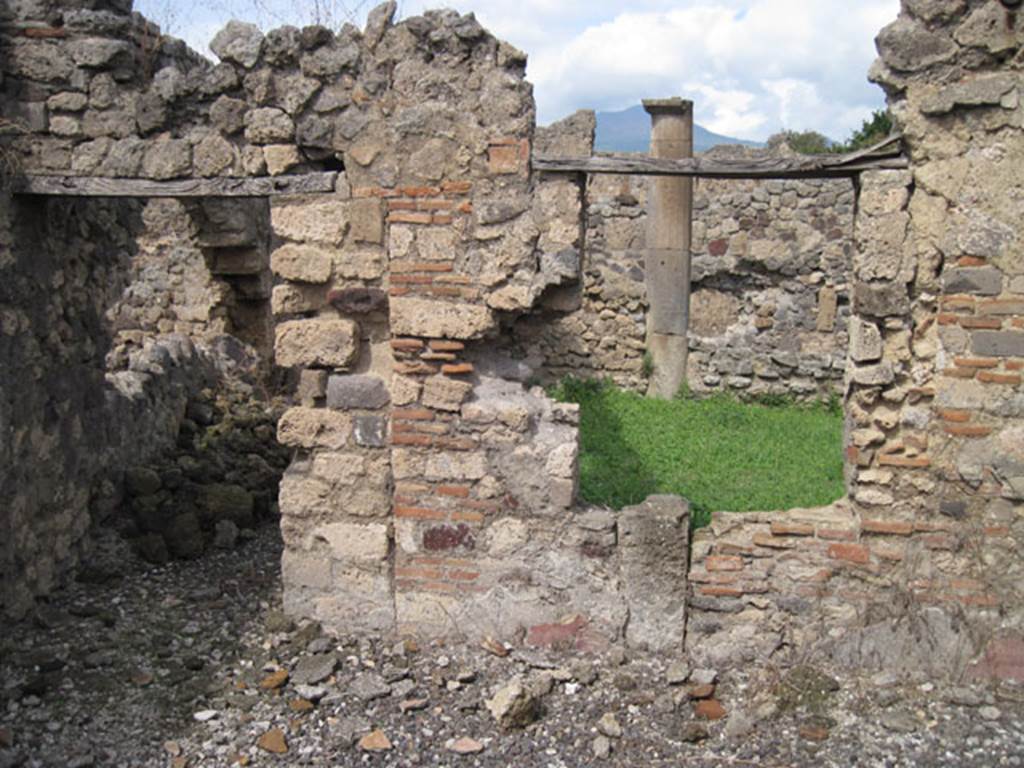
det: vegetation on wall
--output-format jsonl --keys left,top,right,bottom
{"left": 768, "top": 109, "right": 893, "bottom": 156}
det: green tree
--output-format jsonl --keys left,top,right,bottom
{"left": 832, "top": 109, "right": 893, "bottom": 153}
{"left": 766, "top": 129, "right": 831, "bottom": 155}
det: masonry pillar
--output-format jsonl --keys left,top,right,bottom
{"left": 643, "top": 98, "right": 693, "bottom": 399}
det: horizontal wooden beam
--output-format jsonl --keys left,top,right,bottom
{"left": 11, "top": 172, "right": 339, "bottom": 198}
{"left": 534, "top": 135, "right": 909, "bottom": 180}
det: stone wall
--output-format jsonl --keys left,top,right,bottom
{"left": 516, "top": 148, "right": 854, "bottom": 398}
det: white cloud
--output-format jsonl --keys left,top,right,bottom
{"left": 137, "top": 0, "right": 901, "bottom": 142}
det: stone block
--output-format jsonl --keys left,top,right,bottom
{"left": 271, "top": 244, "right": 332, "bottom": 283}
{"left": 271, "top": 198, "right": 349, "bottom": 244}
{"left": 264, "top": 144, "right": 302, "bottom": 175}
{"left": 210, "top": 20, "right": 264, "bottom": 68}
{"left": 141, "top": 139, "right": 191, "bottom": 180}
{"left": 421, "top": 375, "right": 473, "bottom": 412}
{"left": 297, "top": 369, "right": 328, "bottom": 406}
{"left": 354, "top": 415, "right": 387, "bottom": 447}
{"left": 849, "top": 318, "right": 883, "bottom": 362}
{"left": 390, "top": 297, "right": 495, "bottom": 340}
{"left": 943, "top": 267, "right": 1003, "bottom": 296}
{"left": 328, "top": 287, "right": 388, "bottom": 315}
{"left": 312, "top": 522, "right": 390, "bottom": 562}
{"left": 275, "top": 319, "right": 359, "bottom": 368}
{"left": 425, "top": 451, "right": 488, "bottom": 481}
{"left": 853, "top": 281, "right": 910, "bottom": 318}
{"left": 245, "top": 107, "right": 295, "bottom": 144}
{"left": 619, "top": 495, "right": 689, "bottom": 653}
{"left": 312, "top": 569, "right": 394, "bottom": 634}
{"left": 282, "top": 550, "right": 331, "bottom": 590}
{"left": 349, "top": 198, "right": 383, "bottom": 244}
{"left": 326, "top": 374, "right": 390, "bottom": 410}
{"left": 972, "top": 331, "right": 1024, "bottom": 358}
{"left": 271, "top": 284, "right": 327, "bottom": 315}
{"left": 277, "top": 407, "right": 352, "bottom": 449}
{"left": 850, "top": 361, "right": 895, "bottom": 386}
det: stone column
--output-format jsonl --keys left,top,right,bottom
{"left": 643, "top": 98, "right": 693, "bottom": 399}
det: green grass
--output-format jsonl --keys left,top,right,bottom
{"left": 550, "top": 378, "right": 845, "bottom": 529}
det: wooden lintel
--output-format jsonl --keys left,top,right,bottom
{"left": 11, "top": 172, "right": 339, "bottom": 198}
{"left": 533, "top": 135, "right": 909, "bottom": 180}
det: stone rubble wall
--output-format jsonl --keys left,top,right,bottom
{"left": 0, "top": 193, "right": 217, "bottom": 617}
{"left": 516, "top": 148, "right": 854, "bottom": 398}
{"left": 687, "top": 0, "right": 1024, "bottom": 681}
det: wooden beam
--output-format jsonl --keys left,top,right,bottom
{"left": 11, "top": 172, "right": 339, "bottom": 197}
{"left": 534, "top": 135, "right": 909, "bottom": 180}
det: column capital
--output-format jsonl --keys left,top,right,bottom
{"left": 643, "top": 98, "right": 693, "bottom": 116}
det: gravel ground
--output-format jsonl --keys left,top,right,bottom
{"left": 3, "top": 525, "right": 1024, "bottom": 768}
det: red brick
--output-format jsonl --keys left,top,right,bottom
{"left": 1006, "top": 360, "right": 1024, "bottom": 371}
{"left": 392, "top": 274, "right": 434, "bottom": 285}
{"left": 394, "top": 506, "right": 446, "bottom": 520}
{"left": 706, "top": 555, "right": 744, "bottom": 572}
{"left": 942, "top": 367, "right": 977, "bottom": 379}
{"left": 451, "top": 510, "right": 485, "bottom": 523}
{"left": 429, "top": 340, "right": 465, "bottom": 352}
{"left": 400, "top": 186, "right": 442, "bottom": 197}
{"left": 936, "top": 408, "right": 972, "bottom": 423}
{"left": 23, "top": 26, "right": 67, "bottom": 37}
{"left": 984, "top": 526, "right": 1012, "bottom": 537}
{"left": 827, "top": 542, "right": 870, "bottom": 564}
{"left": 447, "top": 569, "right": 481, "bottom": 581}
{"left": 937, "top": 313, "right": 959, "bottom": 326}
{"left": 978, "top": 371, "right": 1022, "bottom": 385}
{"left": 391, "top": 338, "right": 425, "bottom": 351}
{"left": 861, "top": 520, "right": 914, "bottom": 536}
{"left": 944, "top": 424, "right": 993, "bottom": 437}
{"left": 388, "top": 287, "right": 410, "bottom": 297}
{"left": 456, "top": 201, "right": 473, "bottom": 214}
{"left": 958, "top": 256, "right": 988, "bottom": 267}
{"left": 525, "top": 614, "right": 588, "bottom": 650}
{"left": 441, "top": 363, "right": 474, "bottom": 375}
{"left": 427, "top": 286, "right": 463, "bottom": 298}
{"left": 694, "top": 699, "right": 727, "bottom": 720}
{"left": 959, "top": 317, "right": 1004, "bottom": 330}
{"left": 391, "top": 433, "right": 433, "bottom": 447}
{"left": 436, "top": 485, "right": 471, "bottom": 498}
{"left": 441, "top": 180, "right": 473, "bottom": 194}
{"left": 387, "top": 199, "right": 418, "bottom": 211}
{"left": 953, "top": 357, "right": 1000, "bottom": 369}
{"left": 391, "top": 261, "right": 454, "bottom": 273}
{"left": 432, "top": 214, "right": 454, "bottom": 225}
{"left": 487, "top": 140, "right": 529, "bottom": 175}
{"left": 979, "top": 299, "right": 1024, "bottom": 315}
{"left": 923, "top": 534, "right": 956, "bottom": 550}
{"left": 770, "top": 522, "right": 815, "bottom": 536}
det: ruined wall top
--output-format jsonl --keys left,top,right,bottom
{"left": 1, "top": 0, "right": 534, "bottom": 188}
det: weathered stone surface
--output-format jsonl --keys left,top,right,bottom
{"left": 244, "top": 107, "right": 294, "bottom": 144}
{"left": 972, "top": 331, "right": 1024, "bottom": 358}
{"left": 943, "top": 267, "right": 1004, "bottom": 296}
{"left": 485, "top": 677, "right": 541, "bottom": 729}
{"left": 875, "top": 17, "right": 958, "bottom": 72}
{"left": 277, "top": 408, "right": 352, "bottom": 449}
{"left": 275, "top": 319, "right": 359, "bottom": 368}
{"left": 326, "top": 375, "right": 390, "bottom": 410}
{"left": 211, "top": 20, "right": 264, "bottom": 68}
{"left": 312, "top": 522, "right": 390, "bottom": 561}
{"left": 390, "top": 297, "right": 495, "bottom": 340}
{"left": 271, "top": 244, "right": 332, "bottom": 284}
{"left": 422, "top": 376, "right": 473, "bottom": 412}
{"left": 849, "top": 318, "right": 883, "bottom": 363}
{"left": 619, "top": 495, "right": 689, "bottom": 652}
{"left": 271, "top": 199, "right": 349, "bottom": 244}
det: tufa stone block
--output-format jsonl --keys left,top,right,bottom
{"left": 271, "top": 244, "right": 333, "bottom": 284}
{"left": 390, "top": 297, "right": 495, "bottom": 340}
{"left": 275, "top": 319, "right": 359, "bottom": 368}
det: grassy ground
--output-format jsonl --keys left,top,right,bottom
{"left": 550, "top": 378, "right": 845, "bottom": 528}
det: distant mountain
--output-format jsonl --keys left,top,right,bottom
{"left": 595, "top": 104, "right": 763, "bottom": 153}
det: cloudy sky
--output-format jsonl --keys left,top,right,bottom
{"left": 136, "top": 0, "right": 900, "bottom": 142}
